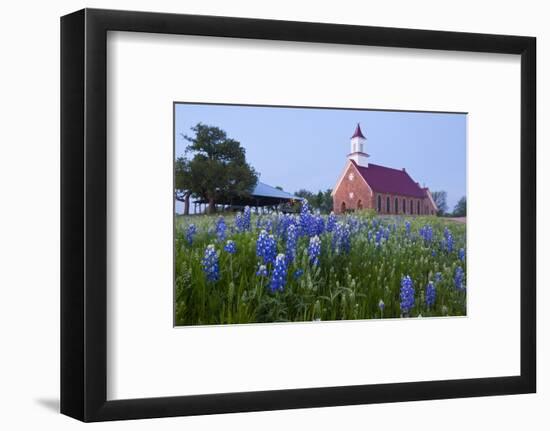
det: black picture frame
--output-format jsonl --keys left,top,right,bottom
{"left": 61, "top": 8, "right": 536, "bottom": 422}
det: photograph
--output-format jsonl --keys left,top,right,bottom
{"left": 174, "top": 103, "right": 467, "bottom": 326}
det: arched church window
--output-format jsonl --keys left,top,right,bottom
{"left": 417, "top": 201, "right": 420, "bottom": 215}
{"left": 410, "top": 200, "right": 413, "bottom": 214}
{"left": 403, "top": 199, "right": 406, "bottom": 214}
{"left": 377, "top": 195, "right": 382, "bottom": 212}
{"left": 341, "top": 201, "right": 346, "bottom": 213}
{"left": 386, "top": 196, "right": 390, "bottom": 213}
{"left": 357, "top": 199, "right": 363, "bottom": 210}
{"left": 395, "top": 197, "right": 399, "bottom": 213}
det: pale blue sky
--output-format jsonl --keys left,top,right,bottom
{"left": 175, "top": 103, "right": 466, "bottom": 211}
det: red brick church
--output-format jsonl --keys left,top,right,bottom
{"left": 332, "top": 124, "right": 438, "bottom": 215}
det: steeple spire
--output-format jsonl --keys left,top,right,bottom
{"left": 351, "top": 123, "right": 366, "bottom": 139}
{"left": 348, "top": 123, "right": 369, "bottom": 167}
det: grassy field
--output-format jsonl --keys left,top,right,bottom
{"left": 174, "top": 203, "right": 466, "bottom": 326}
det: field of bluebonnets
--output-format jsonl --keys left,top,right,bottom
{"left": 174, "top": 201, "right": 466, "bottom": 326}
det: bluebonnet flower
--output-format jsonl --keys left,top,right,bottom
{"left": 326, "top": 212, "right": 337, "bottom": 232}
{"left": 224, "top": 240, "right": 236, "bottom": 254}
{"left": 201, "top": 244, "right": 219, "bottom": 282}
{"left": 308, "top": 235, "right": 321, "bottom": 266}
{"left": 458, "top": 248, "right": 465, "bottom": 262}
{"left": 367, "top": 230, "right": 373, "bottom": 242}
{"left": 264, "top": 218, "right": 273, "bottom": 233}
{"left": 235, "top": 206, "right": 251, "bottom": 232}
{"left": 270, "top": 253, "right": 287, "bottom": 292}
{"left": 431, "top": 250, "right": 436, "bottom": 257}
{"left": 256, "top": 264, "right": 268, "bottom": 277}
{"left": 277, "top": 214, "right": 294, "bottom": 238}
{"left": 285, "top": 224, "right": 297, "bottom": 264}
{"left": 405, "top": 220, "right": 411, "bottom": 236}
{"left": 383, "top": 227, "right": 390, "bottom": 241}
{"left": 378, "top": 299, "right": 385, "bottom": 312}
{"left": 425, "top": 281, "right": 436, "bottom": 308}
{"left": 256, "top": 215, "right": 263, "bottom": 230}
{"left": 446, "top": 231, "right": 454, "bottom": 253}
{"left": 256, "top": 229, "right": 277, "bottom": 264}
{"left": 333, "top": 222, "right": 351, "bottom": 254}
{"left": 348, "top": 216, "right": 360, "bottom": 234}
{"left": 235, "top": 213, "right": 244, "bottom": 232}
{"left": 243, "top": 206, "right": 251, "bottom": 230}
{"left": 215, "top": 216, "right": 226, "bottom": 242}
{"left": 419, "top": 224, "right": 433, "bottom": 243}
{"left": 443, "top": 227, "right": 454, "bottom": 253}
{"left": 294, "top": 269, "right": 304, "bottom": 279}
{"left": 400, "top": 275, "right": 415, "bottom": 315}
{"left": 434, "top": 272, "right": 442, "bottom": 283}
{"left": 375, "top": 228, "right": 383, "bottom": 246}
{"left": 299, "top": 200, "right": 315, "bottom": 236}
{"left": 186, "top": 224, "right": 197, "bottom": 245}
{"left": 313, "top": 212, "right": 325, "bottom": 236}
{"left": 454, "top": 266, "right": 465, "bottom": 290}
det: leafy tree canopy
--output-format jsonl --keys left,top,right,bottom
{"left": 294, "top": 188, "right": 333, "bottom": 214}
{"left": 431, "top": 190, "right": 448, "bottom": 216}
{"left": 176, "top": 123, "right": 258, "bottom": 213}
{"left": 453, "top": 196, "right": 467, "bottom": 217}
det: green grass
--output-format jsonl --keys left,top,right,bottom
{"left": 174, "top": 211, "right": 466, "bottom": 326}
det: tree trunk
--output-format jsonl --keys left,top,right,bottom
{"left": 208, "top": 197, "right": 216, "bottom": 214}
{"left": 183, "top": 192, "right": 190, "bottom": 215}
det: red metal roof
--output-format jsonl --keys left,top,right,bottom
{"left": 351, "top": 160, "right": 426, "bottom": 198}
{"left": 351, "top": 123, "right": 366, "bottom": 139}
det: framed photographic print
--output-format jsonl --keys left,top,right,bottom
{"left": 61, "top": 8, "right": 536, "bottom": 422}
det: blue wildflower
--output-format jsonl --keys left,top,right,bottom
{"left": 299, "top": 200, "right": 315, "bottom": 236}
{"left": 294, "top": 269, "right": 304, "bottom": 279}
{"left": 378, "top": 299, "right": 385, "bottom": 312}
{"left": 333, "top": 222, "right": 351, "bottom": 254}
{"left": 243, "top": 206, "right": 251, "bottom": 230}
{"left": 400, "top": 275, "right": 415, "bottom": 315}
{"left": 235, "top": 213, "right": 244, "bottom": 232}
{"left": 269, "top": 253, "right": 287, "bottom": 292}
{"left": 224, "top": 240, "right": 236, "bottom": 254}
{"left": 215, "top": 216, "right": 226, "bottom": 242}
{"left": 443, "top": 227, "right": 454, "bottom": 253}
{"left": 235, "top": 206, "right": 251, "bottom": 232}
{"left": 459, "top": 248, "right": 465, "bottom": 262}
{"left": 435, "top": 272, "right": 442, "bottom": 283}
{"left": 313, "top": 212, "right": 325, "bottom": 236}
{"left": 375, "top": 228, "right": 383, "bottom": 246}
{"left": 405, "top": 220, "right": 411, "bottom": 236}
{"left": 201, "top": 244, "right": 219, "bottom": 282}
{"left": 326, "top": 212, "right": 337, "bottom": 232}
{"left": 454, "top": 266, "right": 465, "bottom": 290}
{"left": 425, "top": 281, "right": 436, "bottom": 308}
{"left": 285, "top": 224, "right": 297, "bottom": 264}
{"left": 186, "top": 224, "right": 197, "bottom": 245}
{"left": 419, "top": 224, "right": 433, "bottom": 243}
{"left": 256, "top": 264, "right": 268, "bottom": 277}
{"left": 256, "top": 229, "right": 277, "bottom": 264}
{"left": 308, "top": 235, "right": 321, "bottom": 266}
{"left": 447, "top": 231, "right": 454, "bottom": 253}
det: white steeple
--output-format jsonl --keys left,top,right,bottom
{"left": 348, "top": 123, "right": 369, "bottom": 167}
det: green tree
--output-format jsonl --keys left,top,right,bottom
{"left": 179, "top": 123, "right": 258, "bottom": 214}
{"left": 175, "top": 157, "right": 193, "bottom": 215}
{"left": 431, "top": 190, "right": 448, "bottom": 216}
{"left": 453, "top": 196, "right": 467, "bottom": 217}
{"left": 293, "top": 188, "right": 333, "bottom": 214}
